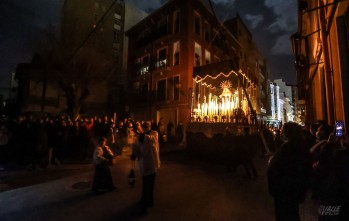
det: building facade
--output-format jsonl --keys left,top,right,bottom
{"left": 274, "top": 78, "right": 295, "bottom": 122}
{"left": 16, "top": 0, "right": 126, "bottom": 116}
{"left": 293, "top": 0, "right": 349, "bottom": 130}
{"left": 266, "top": 79, "right": 297, "bottom": 127}
{"left": 267, "top": 81, "right": 281, "bottom": 127}
{"left": 61, "top": 0, "right": 126, "bottom": 113}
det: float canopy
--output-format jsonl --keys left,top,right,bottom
{"left": 193, "top": 60, "right": 241, "bottom": 90}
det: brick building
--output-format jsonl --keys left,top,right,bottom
{"left": 126, "top": 0, "right": 266, "bottom": 129}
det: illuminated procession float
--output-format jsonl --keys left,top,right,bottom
{"left": 186, "top": 61, "right": 267, "bottom": 164}
{"left": 188, "top": 60, "right": 259, "bottom": 135}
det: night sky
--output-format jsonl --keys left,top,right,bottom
{"left": 0, "top": 0, "right": 297, "bottom": 92}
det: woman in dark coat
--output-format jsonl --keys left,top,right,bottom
{"left": 92, "top": 137, "right": 116, "bottom": 193}
{"left": 268, "top": 122, "right": 312, "bottom": 221}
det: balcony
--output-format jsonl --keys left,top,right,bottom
{"left": 135, "top": 26, "right": 169, "bottom": 49}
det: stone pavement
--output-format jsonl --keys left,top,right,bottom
{"left": 0, "top": 143, "right": 319, "bottom": 221}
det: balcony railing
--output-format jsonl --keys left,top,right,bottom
{"left": 136, "top": 56, "right": 169, "bottom": 75}
{"left": 135, "top": 26, "right": 169, "bottom": 49}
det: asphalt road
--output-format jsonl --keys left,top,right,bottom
{"left": 0, "top": 146, "right": 319, "bottom": 221}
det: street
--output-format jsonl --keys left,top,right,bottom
{"left": 0, "top": 146, "right": 318, "bottom": 221}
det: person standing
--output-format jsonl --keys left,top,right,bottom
{"left": 131, "top": 121, "right": 161, "bottom": 215}
{"left": 268, "top": 122, "right": 312, "bottom": 221}
{"left": 92, "top": 137, "right": 116, "bottom": 193}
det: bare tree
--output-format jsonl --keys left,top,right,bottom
{"left": 38, "top": 45, "right": 115, "bottom": 119}
{"left": 25, "top": 12, "right": 116, "bottom": 119}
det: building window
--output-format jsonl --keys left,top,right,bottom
{"left": 157, "top": 47, "right": 167, "bottom": 68}
{"left": 204, "top": 22, "right": 211, "bottom": 42}
{"left": 173, "top": 41, "right": 180, "bottom": 66}
{"left": 194, "top": 42, "right": 202, "bottom": 67}
{"left": 114, "top": 12, "right": 121, "bottom": 19}
{"left": 174, "top": 76, "right": 180, "bottom": 101}
{"left": 173, "top": 10, "right": 180, "bottom": 33}
{"left": 113, "top": 31, "right": 120, "bottom": 42}
{"left": 167, "top": 78, "right": 173, "bottom": 101}
{"left": 141, "top": 82, "right": 148, "bottom": 101}
{"left": 157, "top": 79, "right": 166, "bottom": 101}
{"left": 139, "top": 55, "right": 150, "bottom": 75}
{"left": 115, "top": 19, "right": 121, "bottom": 26}
{"left": 114, "top": 55, "right": 119, "bottom": 64}
{"left": 157, "top": 16, "right": 168, "bottom": 37}
{"left": 114, "top": 22, "right": 121, "bottom": 30}
{"left": 163, "top": 76, "right": 180, "bottom": 101}
{"left": 194, "top": 13, "right": 201, "bottom": 35}
{"left": 205, "top": 50, "right": 211, "bottom": 64}
{"left": 113, "top": 42, "right": 120, "bottom": 49}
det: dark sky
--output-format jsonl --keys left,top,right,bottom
{"left": 0, "top": 0, "right": 63, "bottom": 90}
{"left": 0, "top": 0, "right": 297, "bottom": 91}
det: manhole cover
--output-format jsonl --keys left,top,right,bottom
{"left": 72, "top": 181, "right": 91, "bottom": 190}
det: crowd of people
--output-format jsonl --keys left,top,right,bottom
{"left": 0, "top": 114, "right": 179, "bottom": 171}
{"left": 266, "top": 121, "right": 349, "bottom": 221}
{"left": 1, "top": 113, "right": 349, "bottom": 219}
{"left": 0, "top": 113, "right": 163, "bottom": 215}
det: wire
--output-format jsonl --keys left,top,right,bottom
{"left": 69, "top": 0, "right": 118, "bottom": 60}
{"left": 208, "top": 0, "right": 234, "bottom": 45}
